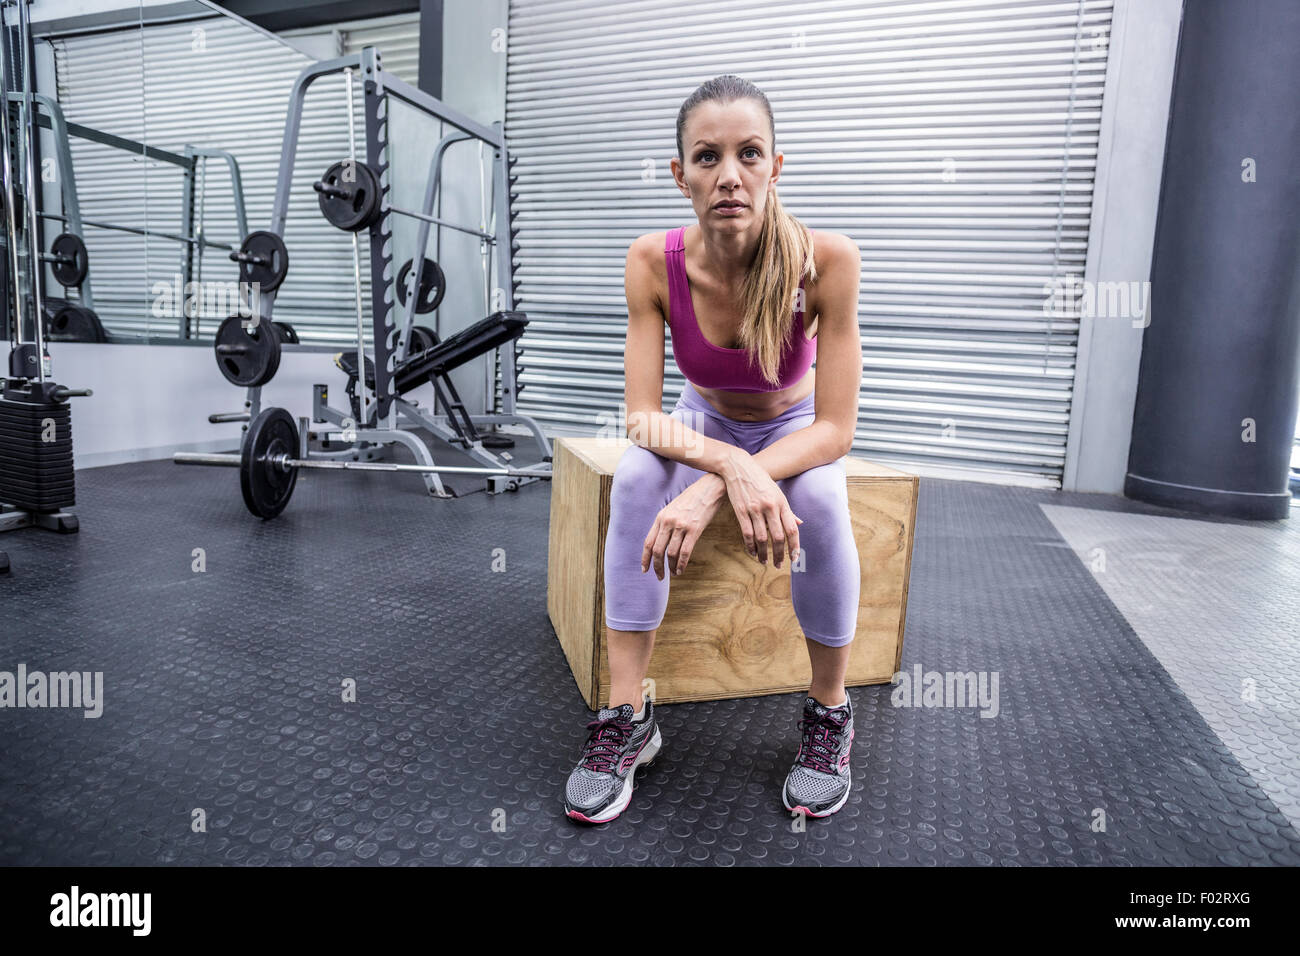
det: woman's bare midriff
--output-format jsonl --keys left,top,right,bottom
{"left": 692, "top": 368, "right": 816, "bottom": 421}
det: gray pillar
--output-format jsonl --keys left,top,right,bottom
{"left": 1125, "top": 0, "right": 1300, "bottom": 520}
{"left": 418, "top": 0, "right": 442, "bottom": 99}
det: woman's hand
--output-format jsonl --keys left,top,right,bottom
{"left": 641, "top": 474, "right": 728, "bottom": 580}
{"left": 719, "top": 449, "right": 802, "bottom": 568}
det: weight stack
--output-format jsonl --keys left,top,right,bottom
{"left": 0, "top": 393, "right": 76, "bottom": 513}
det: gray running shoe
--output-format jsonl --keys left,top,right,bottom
{"left": 564, "top": 695, "right": 661, "bottom": 823}
{"left": 782, "top": 695, "right": 854, "bottom": 817}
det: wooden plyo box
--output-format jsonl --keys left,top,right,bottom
{"left": 546, "top": 436, "right": 918, "bottom": 708}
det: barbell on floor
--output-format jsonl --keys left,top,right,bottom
{"left": 172, "top": 406, "right": 551, "bottom": 519}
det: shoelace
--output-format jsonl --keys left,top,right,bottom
{"left": 579, "top": 713, "right": 633, "bottom": 774}
{"left": 796, "top": 707, "right": 849, "bottom": 775}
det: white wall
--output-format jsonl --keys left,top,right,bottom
{"left": 50, "top": 341, "right": 441, "bottom": 469}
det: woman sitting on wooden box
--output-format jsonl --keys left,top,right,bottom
{"left": 565, "top": 75, "right": 864, "bottom": 825}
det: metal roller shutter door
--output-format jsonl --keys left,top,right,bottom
{"left": 50, "top": 12, "right": 419, "bottom": 344}
{"left": 334, "top": 13, "right": 421, "bottom": 82}
{"left": 504, "top": 0, "right": 1114, "bottom": 486}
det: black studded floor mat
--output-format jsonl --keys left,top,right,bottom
{"left": 0, "top": 459, "right": 1296, "bottom": 866}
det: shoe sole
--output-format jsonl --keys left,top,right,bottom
{"left": 565, "top": 726, "right": 662, "bottom": 824}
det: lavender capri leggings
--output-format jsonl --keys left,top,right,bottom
{"left": 603, "top": 381, "right": 860, "bottom": 647}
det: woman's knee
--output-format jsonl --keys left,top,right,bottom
{"left": 611, "top": 444, "right": 669, "bottom": 495}
{"left": 782, "top": 461, "right": 850, "bottom": 518}
{"left": 608, "top": 445, "right": 678, "bottom": 534}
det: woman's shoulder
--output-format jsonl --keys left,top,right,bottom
{"left": 806, "top": 227, "right": 859, "bottom": 279}
{"left": 625, "top": 232, "right": 671, "bottom": 318}
{"left": 628, "top": 230, "right": 672, "bottom": 260}
{"left": 626, "top": 232, "right": 672, "bottom": 286}
{"left": 629, "top": 232, "right": 670, "bottom": 256}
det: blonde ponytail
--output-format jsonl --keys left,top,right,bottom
{"left": 734, "top": 187, "right": 817, "bottom": 387}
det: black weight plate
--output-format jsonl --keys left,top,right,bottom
{"left": 0, "top": 464, "right": 74, "bottom": 479}
{"left": 0, "top": 419, "right": 72, "bottom": 436}
{"left": 0, "top": 431, "right": 70, "bottom": 443}
{"left": 47, "top": 304, "right": 106, "bottom": 342}
{"left": 0, "top": 452, "right": 74, "bottom": 470}
{"left": 0, "top": 457, "right": 76, "bottom": 477}
{"left": 0, "top": 423, "right": 73, "bottom": 439}
{"left": 0, "top": 444, "right": 74, "bottom": 460}
{"left": 234, "top": 231, "right": 289, "bottom": 292}
{"left": 240, "top": 406, "right": 299, "bottom": 520}
{"left": 407, "top": 325, "right": 439, "bottom": 355}
{"left": 265, "top": 329, "right": 283, "bottom": 383}
{"left": 396, "top": 258, "right": 447, "bottom": 314}
{"left": 273, "top": 321, "right": 299, "bottom": 344}
{"left": 0, "top": 440, "right": 74, "bottom": 458}
{"left": 0, "top": 416, "right": 72, "bottom": 432}
{"left": 316, "top": 160, "right": 381, "bottom": 232}
{"left": 214, "top": 315, "right": 282, "bottom": 387}
{"left": 0, "top": 476, "right": 77, "bottom": 495}
{"left": 0, "top": 490, "right": 77, "bottom": 505}
{"left": 50, "top": 233, "right": 89, "bottom": 286}
{"left": 0, "top": 404, "right": 70, "bottom": 415}
{"left": 0, "top": 401, "right": 71, "bottom": 418}
{"left": 0, "top": 425, "right": 74, "bottom": 441}
{"left": 0, "top": 462, "right": 73, "bottom": 476}
{"left": 0, "top": 470, "right": 76, "bottom": 488}
{"left": 0, "top": 488, "right": 76, "bottom": 503}
{"left": 0, "top": 444, "right": 75, "bottom": 462}
{"left": 0, "top": 460, "right": 74, "bottom": 481}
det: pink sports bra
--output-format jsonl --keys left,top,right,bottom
{"left": 664, "top": 226, "right": 815, "bottom": 393}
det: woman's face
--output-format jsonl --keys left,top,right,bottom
{"left": 674, "top": 98, "right": 782, "bottom": 231}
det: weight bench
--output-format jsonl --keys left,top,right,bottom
{"left": 334, "top": 310, "right": 529, "bottom": 448}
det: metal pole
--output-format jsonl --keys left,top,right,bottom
{"left": 385, "top": 202, "right": 495, "bottom": 241}
{"left": 179, "top": 147, "right": 195, "bottom": 338}
{"left": 344, "top": 63, "right": 367, "bottom": 426}
{"left": 192, "top": 154, "right": 207, "bottom": 336}
{"left": 0, "top": 2, "right": 26, "bottom": 348}
{"left": 37, "top": 211, "right": 235, "bottom": 250}
{"left": 397, "top": 129, "right": 471, "bottom": 363}
{"left": 491, "top": 120, "right": 517, "bottom": 416}
{"left": 18, "top": 0, "right": 45, "bottom": 380}
{"left": 172, "top": 451, "right": 550, "bottom": 478}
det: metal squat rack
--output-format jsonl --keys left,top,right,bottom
{"left": 196, "top": 47, "right": 551, "bottom": 500}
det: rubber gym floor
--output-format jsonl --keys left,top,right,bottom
{"left": 2, "top": 442, "right": 1297, "bottom": 867}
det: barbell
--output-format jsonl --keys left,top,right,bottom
{"left": 313, "top": 160, "right": 496, "bottom": 242}
{"left": 39, "top": 210, "right": 236, "bottom": 252}
{"left": 172, "top": 406, "right": 551, "bottom": 519}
